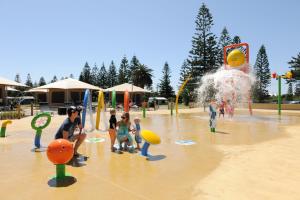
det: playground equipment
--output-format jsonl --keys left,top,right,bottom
{"left": 223, "top": 43, "right": 252, "bottom": 115}
{"left": 31, "top": 112, "right": 51, "bottom": 149}
{"left": 82, "top": 89, "right": 94, "bottom": 131}
{"left": 47, "top": 139, "right": 73, "bottom": 179}
{"left": 0, "top": 120, "right": 12, "bottom": 137}
{"left": 140, "top": 130, "right": 161, "bottom": 157}
{"left": 112, "top": 90, "right": 116, "bottom": 109}
{"left": 124, "top": 90, "right": 129, "bottom": 112}
{"left": 175, "top": 75, "right": 191, "bottom": 115}
{"left": 272, "top": 71, "right": 293, "bottom": 115}
{"left": 96, "top": 90, "right": 108, "bottom": 131}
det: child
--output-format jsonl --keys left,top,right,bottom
{"left": 116, "top": 112, "right": 134, "bottom": 153}
{"left": 209, "top": 100, "right": 217, "bottom": 133}
{"left": 219, "top": 100, "right": 225, "bottom": 118}
{"left": 109, "top": 109, "right": 117, "bottom": 152}
{"left": 133, "top": 117, "right": 142, "bottom": 150}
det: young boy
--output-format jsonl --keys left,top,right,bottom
{"left": 109, "top": 109, "right": 117, "bottom": 152}
{"left": 133, "top": 117, "right": 142, "bottom": 150}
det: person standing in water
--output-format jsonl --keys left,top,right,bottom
{"left": 209, "top": 100, "right": 217, "bottom": 133}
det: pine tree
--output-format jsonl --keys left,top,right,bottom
{"left": 286, "top": 82, "right": 293, "bottom": 101}
{"left": 98, "top": 63, "right": 108, "bottom": 89}
{"left": 15, "top": 73, "right": 21, "bottom": 83}
{"left": 51, "top": 75, "right": 58, "bottom": 83}
{"left": 159, "top": 62, "right": 174, "bottom": 98}
{"left": 79, "top": 62, "right": 91, "bottom": 84}
{"left": 218, "top": 27, "right": 232, "bottom": 65}
{"left": 118, "top": 56, "right": 130, "bottom": 84}
{"left": 107, "top": 61, "right": 118, "bottom": 87}
{"left": 33, "top": 81, "right": 38, "bottom": 87}
{"left": 232, "top": 36, "right": 241, "bottom": 44}
{"left": 129, "top": 56, "right": 140, "bottom": 83}
{"left": 39, "top": 77, "right": 46, "bottom": 86}
{"left": 90, "top": 64, "right": 99, "bottom": 86}
{"left": 188, "top": 3, "right": 219, "bottom": 97}
{"left": 69, "top": 74, "right": 74, "bottom": 79}
{"left": 288, "top": 52, "right": 300, "bottom": 82}
{"left": 253, "top": 45, "right": 271, "bottom": 102}
{"left": 295, "top": 82, "right": 300, "bottom": 96}
{"left": 25, "top": 73, "right": 33, "bottom": 88}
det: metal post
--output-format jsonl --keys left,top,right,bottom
{"left": 278, "top": 76, "right": 282, "bottom": 115}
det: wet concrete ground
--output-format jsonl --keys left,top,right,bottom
{"left": 0, "top": 109, "right": 299, "bottom": 200}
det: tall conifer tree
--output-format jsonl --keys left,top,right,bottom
{"left": 25, "top": 73, "right": 33, "bottom": 88}
{"left": 118, "top": 56, "right": 130, "bottom": 84}
{"left": 159, "top": 62, "right": 174, "bottom": 98}
{"left": 188, "top": 3, "right": 219, "bottom": 97}
{"left": 107, "top": 61, "right": 118, "bottom": 87}
{"left": 98, "top": 63, "right": 108, "bottom": 89}
{"left": 253, "top": 45, "right": 271, "bottom": 102}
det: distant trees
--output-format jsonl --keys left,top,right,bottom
{"left": 159, "top": 62, "right": 174, "bottom": 98}
{"left": 51, "top": 75, "right": 58, "bottom": 83}
{"left": 15, "top": 73, "right": 21, "bottom": 83}
{"left": 232, "top": 36, "right": 241, "bottom": 44}
{"left": 79, "top": 62, "right": 91, "bottom": 84}
{"left": 118, "top": 56, "right": 130, "bottom": 84}
{"left": 38, "top": 77, "right": 46, "bottom": 86}
{"left": 286, "top": 82, "right": 293, "bottom": 101}
{"left": 218, "top": 27, "right": 232, "bottom": 65}
{"left": 288, "top": 52, "right": 300, "bottom": 84}
{"left": 98, "top": 63, "right": 108, "bottom": 89}
{"left": 90, "top": 64, "right": 99, "bottom": 86}
{"left": 253, "top": 45, "right": 271, "bottom": 102}
{"left": 107, "top": 61, "right": 118, "bottom": 87}
{"left": 25, "top": 73, "right": 33, "bottom": 88}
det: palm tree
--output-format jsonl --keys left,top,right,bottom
{"left": 131, "top": 64, "right": 153, "bottom": 88}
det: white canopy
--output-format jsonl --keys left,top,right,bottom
{"left": 105, "top": 83, "right": 151, "bottom": 93}
{"left": 32, "top": 78, "right": 102, "bottom": 90}
{"left": 6, "top": 87, "right": 20, "bottom": 92}
{"left": 26, "top": 88, "right": 48, "bottom": 93}
{"left": 0, "top": 76, "right": 27, "bottom": 87}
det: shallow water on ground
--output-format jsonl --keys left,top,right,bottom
{"left": 0, "top": 110, "right": 297, "bottom": 200}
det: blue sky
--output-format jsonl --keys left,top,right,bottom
{"left": 1, "top": 0, "right": 299, "bottom": 94}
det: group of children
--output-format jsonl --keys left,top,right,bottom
{"left": 108, "top": 109, "right": 142, "bottom": 153}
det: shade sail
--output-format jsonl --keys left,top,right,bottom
{"left": 32, "top": 78, "right": 102, "bottom": 90}
{"left": 0, "top": 76, "right": 27, "bottom": 87}
{"left": 105, "top": 83, "right": 151, "bottom": 93}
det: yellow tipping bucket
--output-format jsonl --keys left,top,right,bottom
{"left": 227, "top": 49, "right": 246, "bottom": 67}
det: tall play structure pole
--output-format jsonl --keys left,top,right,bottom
{"left": 0, "top": 120, "right": 12, "bottom": 137}
{"left": 96, "top": 90, "right": 105, "bottom": 130}
{"left": 175, "top": 75, "right": 191, "bottom": 115}
{"left": 272, "top": 71, "right": 292, "bottom": 115}
{"left": 142, "top": 101, "right": 147, "bottom": 118}
{"left": 31, "top": 112, "right": 51, "bottom": 149}
{"left": 112, "top": 90, "right": 116, "bottom": 109}
{"left": 82, "top": 89, "right": 94, "bottom": 131}
{"left": 124, "top": 90, "right": 129, "bottom": 112}
{"left": 223, "top": 43, "right": 252, "bottom": 115}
